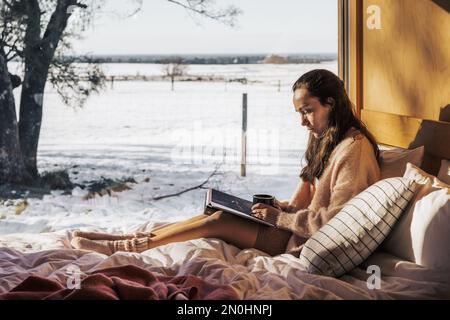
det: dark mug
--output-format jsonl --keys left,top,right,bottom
{"left": 252, "top": 194, "right": 275, "bottom": 207}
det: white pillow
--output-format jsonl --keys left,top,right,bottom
{"left": 382, "top": 163, "right": 434, "bottom": 261}
{"left": 379, "top": 146, "right": 424, "bottom": 179}
{"left": 383, "top": 163, "right": 450, "bottom": 270}
{"left": 411, "top": 185, "right": 450, "bottom": 270}
{"left": 299, "top": 177, "right": 417, "bottom": 277}
{"left": 437, "top": 159, "right": 450, "bottom": 185}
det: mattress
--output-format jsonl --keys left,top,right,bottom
{"left": 0, "top": 223, "right": 449, "bottom": 299}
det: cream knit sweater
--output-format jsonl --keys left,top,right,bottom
{"left": 278, "top": 128, "right": 381, "bottom": 256}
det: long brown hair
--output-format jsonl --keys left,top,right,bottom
{"left": 293, "top": 69, "right": 379, "bottom": 183}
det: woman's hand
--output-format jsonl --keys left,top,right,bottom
{"left": 274, "top": 198, "right": 291, "bottom": 211}
{"left": 251, "top": 203, "right": 282, "bottom": 225}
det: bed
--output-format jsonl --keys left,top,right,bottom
{"left": 1, "top": 112, "right": 450, "bottom": 299}
{"left": 0, "top": 216, "right": 449, "bottom": 300}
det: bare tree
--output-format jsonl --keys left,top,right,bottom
{"left": 0, "top": 0, "right": 107, "bottom": 182}
{"left": 0, "top": 54, "right": 28, "bottom": 183}
{"left": 167, "top": 0, "right": 241, "bottom": 27}
{"left": 0, "top": 0, "right": 241, "bottom": 184}
{"left": 162, "top": 57, "right": 188, "bottom": 91}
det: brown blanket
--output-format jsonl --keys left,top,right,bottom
{"left": 0, "top": 264, "right": 239, "bottom": 300}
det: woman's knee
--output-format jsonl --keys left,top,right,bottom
{"left": 205, "top": 211, "right": 260, "bottom": 249}
{"left": 206, "top": 210, "right": 233, "bottom": 227}
{"left": 207, "top": 210, "right": 222, "bottom": 222}
{"left": 205, "top": 211, "right": 256, "bottom": 234}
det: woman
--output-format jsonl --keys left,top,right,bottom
{"left": 71, "top": 69, "right": 381, "bottom": 257}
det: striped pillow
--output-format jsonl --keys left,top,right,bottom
{"left": 299, "top": 177, "right": 417, "bottom": 277}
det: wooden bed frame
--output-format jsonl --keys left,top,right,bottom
{"left": 362, "top": 110, "right": 450, "bottom": 175}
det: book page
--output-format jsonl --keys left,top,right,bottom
{"left": 211, "top": 189, "right": 253, "bottom": 214}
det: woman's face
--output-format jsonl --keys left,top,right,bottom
{"left": 293, "top": 87, "right": 331, "bottom": 138}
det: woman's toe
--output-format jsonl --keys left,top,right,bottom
{"left": 72, "top": 230, "right": 82, "bottom": 238}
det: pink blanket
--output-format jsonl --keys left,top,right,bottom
{"left": 0, "top": 264, "right": 238, "bottom": 300}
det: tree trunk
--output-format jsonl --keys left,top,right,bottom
{"left": 17, "top": 0, "right": 77, "bottom": 179}
{"left": 18, "top": 54, "right": 50, "bottom": 179}
{"left": 0, "top": 55, "right": 27, "bottom": 184}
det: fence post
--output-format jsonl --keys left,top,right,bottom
{"left": 241, "top": 93, "right": 247, "bottom": 177}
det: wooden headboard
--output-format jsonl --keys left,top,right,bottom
{"left": 362, "top": 110, "right": 450, "bottom": 175}
{"left": 345, "top": 0, "right": 450, "bottom": 175}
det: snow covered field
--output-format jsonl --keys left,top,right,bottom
{"left": 1, "top": 61, "right": 337, "bottom": 245}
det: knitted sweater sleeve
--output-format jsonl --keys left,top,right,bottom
{"left": 275, "top": 138, "right": 377, "bottom": 238}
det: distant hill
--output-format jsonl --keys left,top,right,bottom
{"left": 61, "top": 53, "right": 337, "bottom": 65}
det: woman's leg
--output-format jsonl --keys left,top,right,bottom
{"left": 71, "top": 211, "right": 260, "bottom": 255}
{"left": 72, "top": 230, "right": 138, "bottom": 241}
{"left": 72, "top": 214, "right": 209, "bottom": 240}
{"left": 145, "top": 211, "right": 260, "bottom": 250}
{"left": 147, "top": 214, "right": 210, "bottom": 236}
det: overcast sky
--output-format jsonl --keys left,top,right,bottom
{"left": 73, "top": 0, "right": 338, "bottom": 55}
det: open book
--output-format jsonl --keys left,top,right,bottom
{"left": 204, "top": 188, "right": 275, "bottom": 227}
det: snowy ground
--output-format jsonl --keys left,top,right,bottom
{"left": 1, "top": 62, "right": 337, "bottom": 243}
